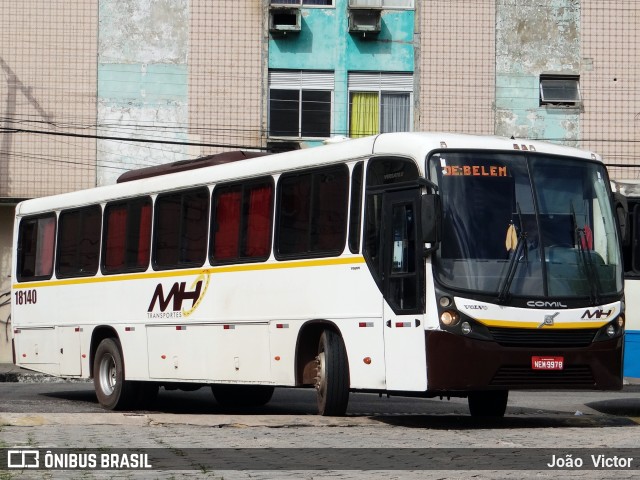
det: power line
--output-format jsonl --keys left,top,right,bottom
{"left": 0, "top": 127, "right": 267, "bottom": 151}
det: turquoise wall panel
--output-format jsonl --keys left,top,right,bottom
{"left": 98, "top": 64, "right": 188, "bottom": 104}
{"left": 269, "top": 1, "right": 414, "bottom": 137}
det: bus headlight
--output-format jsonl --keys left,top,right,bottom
{"left": 440, "top": 310, "right": 460, "bottom": 326}
{"left": 606, "top": 324, "right": 616, "bottom": 337}
{"left": 461, "top": 322, "right": 472, "bottom": 335}
{"left": 439, "top": 296, "right": 453, "bottom": 307}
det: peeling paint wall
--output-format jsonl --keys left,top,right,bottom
{"left": 495, "top": 0, "right": 581, "bottom": 144}
{"left": 98, "top": 0, "right": 189, "bottom": 186}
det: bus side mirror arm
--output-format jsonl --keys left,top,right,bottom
{"left": 421, "top": 194, "right": 442, "bottom": 255}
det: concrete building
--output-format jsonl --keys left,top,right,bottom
{"left": 0, "top": 0, "right": 639, "bottom": 362}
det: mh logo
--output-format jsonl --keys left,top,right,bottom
{"left": 148, "top": 274, "right": 210, "bottom": 317}
{"left": 581, "top": 308, "right": 614, "bottom": 320}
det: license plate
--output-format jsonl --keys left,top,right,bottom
{"left": 531, "top": 356, "right": 564, "bottom": 370}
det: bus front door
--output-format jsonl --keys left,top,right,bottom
{"left": 382, "top": 189, "right": 427, "bottom": 391}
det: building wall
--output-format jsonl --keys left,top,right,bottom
{"left": 189, "top": 0, "right": 264, "bottom": 157}
{"left": 495, "top": 0, "right": 581, "bottom": 144}
{"left": 0, "top": 205, "right": 13, "bottom": 363}
{"left": 97, "top": 0, "right": 190, "bottom": 186}
{"left": 0, "top": 0, "right": 97, "bottom": 198}
{"left": 417, "top": 0, "right": 495, "bottom": 134}
{"left": 582, "top": 0, "right": 640, "bottom": 180}
{"left": 268, "top": 0, "right": 415, "bottom": 141}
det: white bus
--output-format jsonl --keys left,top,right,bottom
{"left": 11, "top": 132, "right": 625, "bottom": 417}
{"left": 610, "top": 180, "right": 640, "bottom": 380}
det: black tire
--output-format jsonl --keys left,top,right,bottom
{"left": 93, "top": 338, "right": 137, "bottom": 410}
{"left": 468, "top": 390, "right": 509, "bottom": 417}
{"left": 211, "top": 385, "right": 275, "bottom": 407}
{"left": 315, "top": 329, "right": 350, "bottom": 416}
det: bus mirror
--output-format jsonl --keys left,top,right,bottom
{"left": 613, "top": 192, "right": 629, "bottom": 246}
{"left": 421, "top": 194, "right": 442, "bottom": 244}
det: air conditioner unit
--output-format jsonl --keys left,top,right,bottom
{"left": 348, "top": 8, "right": 382, "bottom": 34}
{"left": 349, "top": 0, "right": 383, "bottom": 7}
{"left": 269, "top": 6, "right": 301, "bottom": 33}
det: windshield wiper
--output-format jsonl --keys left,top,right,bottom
{"left": 570, "top": 202, "right": 601, "bottom": 306}
{"left": 498, "top": 204, "right": 528, "bottom": 304}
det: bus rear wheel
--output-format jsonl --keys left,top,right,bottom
{"left": 93, "top": 338, "right": 137, "bottom": 410}
{"left": 315, "top": 329, "right": 349, "bottom": 416}
{"left": 468, "top": 390, "right": 509, "bottom": 417}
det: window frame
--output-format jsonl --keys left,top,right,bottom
{"left": 275, "top": 164, "right": 349, "bottom": 260}
{"left": 348, "top": 0, "right": 414, "bottom": 8}
{"left": 101, "top": 196, "right": 153, "bottom": 275}
{"left": 56, "top": 205, "right": 102, "bottom": 279}
{"left": 210, "top": 177, "right": 275, "bottom": 265}
{"left": 152, "top": 187, "right": 210, "bottom": 271}
{"left": 539, "top": 74, "right": 582, "bottom": 107}
{"left": 268, "top": 70, "right": 334, "bottom": 140}
{"left": 348, "top": 72, "right": 413, "bottom": 138}
{"left": 16, "top": 213, "right": 57, "bottom": 282}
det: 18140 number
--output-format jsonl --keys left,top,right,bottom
{"left": 14, "top": 289, "right": 37, "bottom": 305}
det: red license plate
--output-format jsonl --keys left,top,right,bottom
{"left": 531, "top": 356, "right": 564, "bottom": 370}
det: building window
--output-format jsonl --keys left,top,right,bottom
{"left": 268, "top": 70, "right": 334, "bottom": 139}
{"left": 348, "top": 72, "right": 413, "bottom": 138}
{"left": 271, "top": 1, "right": 333, "bottom": 6}
{"left": 540, "top": 74, "right": 581, "bottom": 107}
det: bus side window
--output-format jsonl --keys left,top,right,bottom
{"left": 16, "top": 214, "right": 56, "bottom": 281}
{"left": 57, "top": 205, "right": 102, "bottom": 278}
{"left": 348, "top": 162, "right": 364, "bottom": 254}
{"left": 275, "top": 165, "right": 348, "bottom": 259}
{"left": 211, "top": 178, "right": 274, "bottom": 264}
{"left": 102, "top": 197, "right": 152, "bottom": 274}
{"left": 153, "top": 188, "right": 209, "bottom": 269}
{"left": 631, "top": 204, "right": 640, "bottom": 273}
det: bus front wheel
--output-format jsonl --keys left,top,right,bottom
{"left": 93, "top": 338, "right": 137, "bottom": 410}
{"left": 468, "top": 390, "right": 509, "bottom": 417}
{"left": 315, "top": 329, "right": 349, "bottom": 416}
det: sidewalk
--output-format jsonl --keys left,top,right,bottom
{"left": 0, "top": 363, "right": 90, "bottom": 383}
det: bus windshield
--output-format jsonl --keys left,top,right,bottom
{"left": 428, "top": 151, "right": 623, "bottom": 301}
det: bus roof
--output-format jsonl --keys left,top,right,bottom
{"left": 15, "top": 132, "right": 602, "bottom": 216}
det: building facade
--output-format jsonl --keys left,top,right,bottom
{"left": 0, "top": 0, "right": 639, "bottom": 362}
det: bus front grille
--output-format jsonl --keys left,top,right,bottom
{"left": 490, "top": 365, "right": 595, "bottom": 387}
{"left": 487, "top": 327, "right": 598, "bottom": 347}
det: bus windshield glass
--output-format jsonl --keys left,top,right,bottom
{"left": 428, "top": 151, "right": 623, "bottom": 300}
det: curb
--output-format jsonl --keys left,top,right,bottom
{"left": 0, "top": 368, "right": 90, "bottom": 383}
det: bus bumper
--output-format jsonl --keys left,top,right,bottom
{"left": 425, "top": 330, "right": 623, "bottom": 391}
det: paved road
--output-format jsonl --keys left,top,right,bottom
{"left": 1, "top": 381, "right": 640, "bottom": 479}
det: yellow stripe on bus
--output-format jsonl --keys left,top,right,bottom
{"left": 475, "top": 319, "right": 609, "bottom": 329}
{"left": 12, "top": 256, "right": 367, "bottom": 290}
